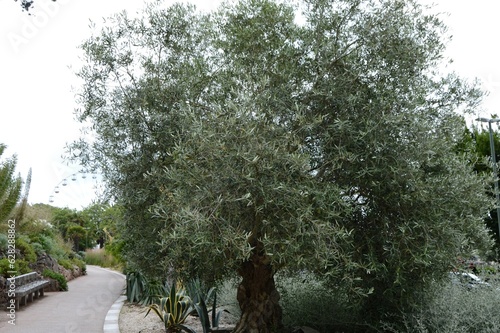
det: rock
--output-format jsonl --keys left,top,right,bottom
{"left": 33, "top": 253, "right": 60, "bottom": 273}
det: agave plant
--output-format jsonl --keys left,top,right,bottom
{"left": 145, "top": 282, "right": 196, "bottom": 333}
{"left": 187, "top": 279, "right": 230, "bottom": 333}
{"left": 140, "top": 278, "right": 167, "bottom": 306}
{"left": 126, "top": 271, "right": 147, "bottom": 303}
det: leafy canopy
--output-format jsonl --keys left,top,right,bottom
{"left": 69, "top": 0, "right": 494, "bottom": 327}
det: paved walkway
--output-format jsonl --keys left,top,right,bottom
{"left": 0, "top": 265, "right": 126, "bottom": 333}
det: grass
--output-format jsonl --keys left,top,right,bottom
{"left": 84, "top": 248, "right": 123, "bottom": 271}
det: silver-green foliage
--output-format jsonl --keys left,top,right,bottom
{"left": 70, "top": 0, "right": 494, "bottom": 328}
{"left": 278, "top": 272, "right": 359, "bottom": 332}
{"left": 383, "top": 279, "right": 500, "bottom": 333}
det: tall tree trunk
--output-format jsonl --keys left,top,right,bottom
{"left": 233, "top": 252, "right": 284, "bottom": 333}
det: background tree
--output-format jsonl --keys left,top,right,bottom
{"left": 52, "top": 207, "right": 89, "bottom": 250}
{"left": 66, "top": 224, "right": 86, "bottom": 252}
{"left": 470, "top": 124, "right": 500, "bottom": 254}
{"left": 0, "top": 143, "right": 30, "bottom": 225}
{"left": 81, "top": 202, "right": 123, "bottom": 249}
{"left": 69, "top": 0, "right": 494, "bottom": 331}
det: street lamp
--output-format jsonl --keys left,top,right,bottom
{"left": 476, "top": 117, "right": 500, "bottom": 239}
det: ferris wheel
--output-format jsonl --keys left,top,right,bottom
{"left": 48, "top": 172, "right": 104, "bottom": 209}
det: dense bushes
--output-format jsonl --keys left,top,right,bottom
{"left": 278, "top": 273, "right": 362, "bottom": 332}
{"left": 0, "top": 207, "right": 90, "bottom": 282}
{"left": 382, "top": 279, "right": 500, "bottom": 333}
{"left": 0, "top": 258, "right": 31, "bottom": 277}
{"left": 277, "top": 272, "right": 500, "bottom": 333}
{"left": 42, "top": 268, "right": 68, "bottom": 291}
{"left": 15, "top": 235, "right": 37, "bottom": 262}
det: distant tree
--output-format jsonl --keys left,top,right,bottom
{"left": 470, "top": 125, "right": 500, "bottom": 253}
{"left": 69, "top": 0, "right": 494, "bottom": 330}
{"left": 0, "top": 144, "right": 30, "bottom": 225}
{"left": 52, "top": 207, "right": 88, "bottom": 250}
{"left": 81, "top": 202, "right": 123, "bottom": 249}
{"left": 66, "top": 224, "right": 86, "bottom": 252}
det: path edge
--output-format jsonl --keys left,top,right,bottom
{"left": 90, "top": 266, "right": 126, "bottom": 333}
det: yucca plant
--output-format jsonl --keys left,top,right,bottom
{"left": 146, "top": 282, "right": 196, "bottom": 333}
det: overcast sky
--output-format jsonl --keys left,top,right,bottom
{"left": 0, "top": 0, "right": 498, "bottom": 209}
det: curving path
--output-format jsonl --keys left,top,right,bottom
{"left": 0, "top": 265, "right": 125, "bottom": 333}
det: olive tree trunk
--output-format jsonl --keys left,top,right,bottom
{"left": 233, "top": 253, "right": 284, "bottom": 333}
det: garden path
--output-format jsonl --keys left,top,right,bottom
{"left": 0, "top": 265, "right": 125, "bottom": 333}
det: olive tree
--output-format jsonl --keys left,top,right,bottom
{"left": 69, "top": 0, "right": 494, "bottom": 330}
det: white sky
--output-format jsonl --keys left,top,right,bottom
{"left": 0, "top": 0, "right": 499, "bottom": 210}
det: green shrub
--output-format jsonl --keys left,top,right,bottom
{"left": 0, "top": 258, "right": 14, "bottom": 277}
{"left": 17, "top": 259, "right": 31, "bottom": 275}
{"left": 30, "top": 242, "right": 45, "bottom": 256}
{"left": 0, "top": 258, "right": 32, "bottom": 277}
{"left": 72, "top": 257, "right": 86, "bottom": 274}
{"left": 58, "top": 258, "right": 74, "bottom": 270}
{"left": 381, "top": 278, "right": 500, "bottom": 333}
{"left": 15, "top": 236, "right": 37, "bottom": 263}
{"left": 0, "top": 234, "right": 7, "bottom": 253}
{"left": 278, "top": 272, "right": 360, "bottom": 332}
{"left": 105, "top": 239, "right": 125, "bottom": 263}
{"left": 42, "top": 268, "right": 68, "bottom": 291}
{"left": 38, "top": 234, "right": 57, "bottom": 254}
{"left": 77, "top": 251, "right": 86, "bottom": 259}
{"left": 21, "top": 218, "right": 55, "bottom": 236}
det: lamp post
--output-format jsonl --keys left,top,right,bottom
{"left": 476, "top": 117, "right": 500, "bottom": 239}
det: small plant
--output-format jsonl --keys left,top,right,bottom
{"left": 58, "top": 258, "right": 74, "bottom": 270}
{"left": 186, "top": 278, "right": 230, "bottom": 333}
{"left": 140, "top": 278, "right": 168, "bottom": 306}
{"left": 126, "top": 270, "right": 147, "bottom": 303}
{"left": 16, "top": 236, "right": 37, "bottom": 262}
{"left": 42, "top": 268, "right": 68, "bottom": 291}
{"left": 0, "top": 259, "right": 32, "bottom": 277}
{"left": 193, "top": 291, "right": 229, "bottom": 333}
{"left": 146, "top": 282, "right": 196, "bottom": 333}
